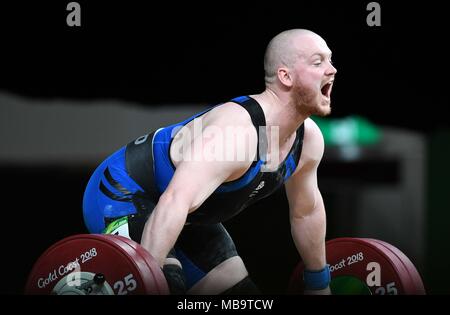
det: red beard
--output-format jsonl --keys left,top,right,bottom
{"left": 291, "top": 83, "right": 331, "bottom": 117}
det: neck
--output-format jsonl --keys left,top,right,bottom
{"left": 252, "top": 87, "right": 307, "bottom": 144}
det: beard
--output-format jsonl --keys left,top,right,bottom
{"left": 291, "top": 83, "right": 332, "bottom": 117}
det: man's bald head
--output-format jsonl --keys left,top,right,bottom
{"left": 263, "top": 29, "right": 323, "bottom": 85}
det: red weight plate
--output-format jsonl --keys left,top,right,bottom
{"left": 288, "top": 237, "right": 417, "bottom": 294}
{"left": 105, "top": 235, "right": 169, "bottom": 294}
{"left": 25, "top": 234, "right": 166, "bottom": 295}
{"left": 365, "top": 238, "right": 426, "bottom": 294}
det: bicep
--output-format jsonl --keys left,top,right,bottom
{"left": 165, "top": 159, "right": 233, "bottom": 212}
{"left": 285, "top": 160, "right": 320, "bottom": 218}
{"left": 285, "top": 118, "right": 325, "bottom": 217}
{"left": 163, "top": 121, "right": 255, "bottom": 212}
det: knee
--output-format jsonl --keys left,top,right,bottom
{"left": 187, "top": 256, "right": 251, "bottom": 294}
{"left": 220, "top": 276, "right": 261, "bottom": 295}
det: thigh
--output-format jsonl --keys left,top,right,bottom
{"left": 175, "top": 223, "right": 249, "bottom": 293}
{"left": 177, "top": 223, "right": 238, "bottom": 272}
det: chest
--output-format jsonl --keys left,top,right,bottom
{"left": 263, "top": 131, "right": 297, "bottom": 172}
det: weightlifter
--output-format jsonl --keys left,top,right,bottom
{"left": 82, "top": 29, "right": 337, "bottom": 295}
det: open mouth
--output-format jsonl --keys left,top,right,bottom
{"left": 321, "top": 81, "right": 333, "bottom": 99}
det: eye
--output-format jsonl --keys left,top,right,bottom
{"left": 313, "top": 60, "right": 322, "bottom": 66}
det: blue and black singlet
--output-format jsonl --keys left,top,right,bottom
{"left": 124, "top": 96, "right": 304, "bottom": 225}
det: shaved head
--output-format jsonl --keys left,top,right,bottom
{"left": 264, "top": 29, "right": 322, "bottom": 84}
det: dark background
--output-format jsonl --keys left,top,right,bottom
{"left": 1, "top": 0, "right": 448, "bottom": 133}
{"left": 0, "top": 0, "right": 449, "bottom": 295}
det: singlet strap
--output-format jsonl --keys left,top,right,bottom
{"left": 293, "top": 123, "right": 305, "bottom": 166}
{"left": 229, "top": 96, "right": 267, "bottom": 164}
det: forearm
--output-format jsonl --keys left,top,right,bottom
{"left": 140, "top": 193, "right": 189, "bottom": 267}
{"left": 290, "top": 199, "right": 327, "bottom": 271}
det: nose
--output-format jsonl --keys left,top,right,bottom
{"left": 327, "top": 62, "right": 337, "bottom": 76}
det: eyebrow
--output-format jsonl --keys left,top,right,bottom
{"left": 310, "top": 52, "right": 332, "bottom": 59}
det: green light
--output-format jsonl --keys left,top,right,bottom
{"left": 312, "top": 116, "right": 381, "bottom": 146}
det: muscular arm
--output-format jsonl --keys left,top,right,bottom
{"left": 285, "top": 119, "right": 327, "bottom": 272}
{"left": 141, "top": 105, "right": 256, "bottom": 267}
{"left": 141, "top": 160, "right": 230, "bottom": 267}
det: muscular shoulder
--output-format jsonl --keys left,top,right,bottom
{"left": 201, "top": 102, "right": 258, "bottom": 151}
{"left": 204, "top": 102, "right": 255, "bottom": 127}
{"left": 172, "top": 102, "right": 258, "bottom": 170}
{"left": 296, "top": 118, "right": 325, "bottom": 172}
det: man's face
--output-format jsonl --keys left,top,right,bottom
{"left": 290, "top": 34, "right": 337, "bottom": 117}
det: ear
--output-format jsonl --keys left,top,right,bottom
{"left": 277, "top": 67, "right": 293, "bottom": 87}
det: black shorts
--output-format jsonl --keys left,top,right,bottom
{"left": 104, "top": 198, "right": 238, "bottom": 289}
